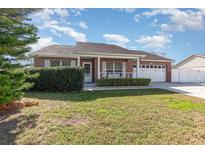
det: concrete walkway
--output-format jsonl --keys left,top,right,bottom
{"left": 84, "top": 82, "right": 205, "bottom": 99}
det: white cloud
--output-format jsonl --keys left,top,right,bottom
{"left": 79, "top": 21, "right": 88, "bottom": 29}
{"left": 136, "top": 34, "right": 172, "bottom": 49}
{"left": 54, "top": 8, "right": 69, "bottom": 18}
{"left": 29, "top": 37, "right": 57, "bottom": 51}
{"left": 134, "top": 14, "right": 141, "bottom": 22}
{"left": 142, "top": 9, "right": 205, "bottom": 32}
{"left": 103, "top": 34, "right": 130, "bottom": 47}
{"left": 71, "top": 8, "right": 86, "bottom": 16}
{"left": 47, "top": 24, "right": 86, "bottom": 42}
{"left": 34, "top": 8, "right": 69, "bottom": 19}
{"left": 150, "top": 18, "right": 158, "bottom": 27}
{"left": 50, "top": 29, "right": 62, "bottom": 37}
{"left": 46, "top": 24, "right": 87, "bottom": 42}
{"left": 198, "top": 8, "right": 205, "bottom": 15}
{"left": 115, "top": 8, "right": 136, "bottom": 13}
{"left": 32, "top": 9, "right": 87, "bottom": 42}
{"left": 33, "top": 9, "right": 54, "bottom": 22}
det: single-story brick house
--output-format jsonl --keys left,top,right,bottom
{"left": 33, "top": 42, "right": 173, "bottom": 83}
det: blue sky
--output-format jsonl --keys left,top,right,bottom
{"left": 30, "top": 8, "right": 205, "bottom": 63}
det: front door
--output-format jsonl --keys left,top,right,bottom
{"left": 83, "top": 62, "right": 92, "bottom": 82}
{"left": 133, "top": 65, "right": 137, "bottom": 78}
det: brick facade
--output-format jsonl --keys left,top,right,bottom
{"left": 34, "top": 57, "right": 77, "bottom": 67}
{"left": 34, "top": 57, "right": 172, "bottom": 82}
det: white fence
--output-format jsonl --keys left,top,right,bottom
{"left": 172, "top": 69, "right": 205, "bottom": 83}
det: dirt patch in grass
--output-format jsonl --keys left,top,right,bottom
{"left": 63, "top": 115, "right": 90, "bottom": 126}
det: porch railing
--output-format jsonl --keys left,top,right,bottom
{"left": 100, "top": 72, "right": 137, "bottom": 79}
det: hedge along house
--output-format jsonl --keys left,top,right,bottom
{"left": 33, "top": 42, "right": 173, "bottom": 83}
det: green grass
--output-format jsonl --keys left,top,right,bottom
{"left": 1, "top": 89, "right": 205, "bottom": 144}
{"left": 168, "top": 98, "right": 205, "bottom": 112}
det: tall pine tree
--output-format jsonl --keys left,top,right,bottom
{"left": 0, "top": 9, "right": 38, "bottom": 104}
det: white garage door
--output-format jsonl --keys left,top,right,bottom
{"left": 138, "top": 65, "right": 166, "bottom": 82}
{"left": 172, "top": 69, "right": 205, "bottom": 83}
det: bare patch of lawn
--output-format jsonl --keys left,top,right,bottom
{"left": 1, "top": 89, "right": 205, "bottom": 144}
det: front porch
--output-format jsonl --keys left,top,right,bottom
{"left": 78, "top": 56, "right": 140, "bottom": 83}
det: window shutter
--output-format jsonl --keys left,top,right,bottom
{"left": 102, "top": 62, "right": 106, "bottom": 78}
{"left": 44, "top": 59, "right": 50, "bottom": 67}
{"left": 71, "top": 61, "right": 76, "bottom": 66}
{"left": 122, "top": 62, "right": 126, "bottom": 78}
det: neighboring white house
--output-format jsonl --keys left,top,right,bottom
{"left": 172, "top": 54, "right": 205, "bottom": 83}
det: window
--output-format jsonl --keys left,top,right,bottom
{"left": 162, "top": 65, "right": 166, "bottom": 68}
{"left": 142, "top": 65, "right": 145, "bottom": 68}
{"left": 62, "top": 60, "right": 71, "bottom": 66}
{"left": 106, "top": 62, "right": 123, "bottom": 73}
{"left": 50, "top": 60, "right": 60, "bottom": 67}
{"left": 115, "top": 63, "right": 122, "bottom": 73}
{"left": 158, "top": 65, "right": 162, "bottom": 69}
{"left": 154, "top": 65, "right": 157, "bottom": 68}
{"left": 106, "top": 62, "right": 114, "bottom": 73}
{"left": 150, "top": 65, "right": 153, "bottom": 68}
{"left": 146, "top": 65, "right": 149, "bottom": 68}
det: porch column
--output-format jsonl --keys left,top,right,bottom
{"left": 77, "top": 56, "right": 80, "bottom": 66}
{"left": 97, "top": 57, "right": 100, "bottom": 79}
{"left": 137, "top": 57, "right": 140, "bottom": 78}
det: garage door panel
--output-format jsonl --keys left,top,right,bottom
{"left": 138, "top": 65, "right": 166, "bottom": 82}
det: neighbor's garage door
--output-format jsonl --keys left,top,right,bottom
{"left": 138, "top": 65, "right": 166, "bottom": 82}
{"left": 172, "top": 69, "right": 205, "bottom": 83}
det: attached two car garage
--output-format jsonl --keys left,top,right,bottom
{"left": 138, "top": 64, "right": 166, "bottom": 82}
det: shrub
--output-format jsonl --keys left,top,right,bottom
{"left": 0, "top": 71, "right": 32, "bottom": 105}
{"left": 96, "top": 78, "right": 151, "bottom": 86}
{"left": 27, "top": 67, "right": 84, "bottom": 92}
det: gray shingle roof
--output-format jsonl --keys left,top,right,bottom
{"left": 33, "top": 42, "right": 173, "bottom": 61}
{"left": 33, "top": 45, "right": 74, "bottom": 57}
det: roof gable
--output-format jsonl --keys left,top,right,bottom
{"left": 174, "top": 54, "right": 205, "bottom": 69}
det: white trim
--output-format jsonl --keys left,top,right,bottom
{"left": 141, "top": 59, "right": 173, "bottom": 62}
{"left": 122, "top": 62, "right": 126, "bottom": 78}
{"left": 79, "top": 54, "right": 141, "bottom": 59}
{"left": 75, "top": 52, "right": 145, "bottom": 58}
{"left": 77, "top": 56, "right": 80, "bottom": 66}
{"left": 36, "top": 54, "right": 79, "bottom": 58}
{"left": 137, "top": 57, "right": 139, "bottom": 77}
{"left": 37, "top": 54, "right": 172, "bottom": 63}
{"left": 97, "top": 57, "right": 100, "bottom": 79}
{"left": 38, "top": 54, "right": 141, "bottom": 60}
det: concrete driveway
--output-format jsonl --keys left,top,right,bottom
{"left": 84, "top": 82, "right": 205, "bottom": 99}
{"left": 151, "top": 82, "right": 205, "bottom": 99}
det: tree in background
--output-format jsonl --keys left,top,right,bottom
{"left": 0, "top": 9, "right": 38, "bottom": 104}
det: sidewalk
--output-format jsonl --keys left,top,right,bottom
{"left": 84, "top": 83, "right": 152, "bottom": 91}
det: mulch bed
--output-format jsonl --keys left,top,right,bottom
{"left": 0, "top": 100, "right": 39, "bottom": 111}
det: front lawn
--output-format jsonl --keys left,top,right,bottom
{"left": 1, "top": 89, "right": 205, "bottom": 144}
